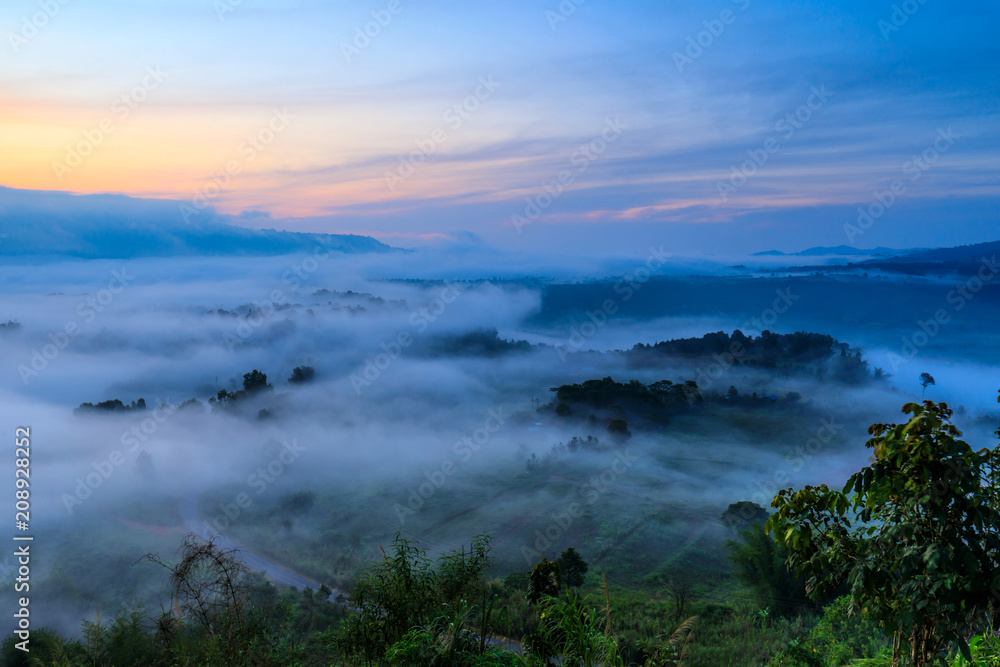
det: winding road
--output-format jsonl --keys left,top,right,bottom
{"left": 176, "top": 496, "right": 525, "bottom": 654}
{"left": 178, "top": 497, "right": 342, "bottom": 601}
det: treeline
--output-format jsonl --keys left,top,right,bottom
{"left": 552, "top": 377, "right": 700, "bottom": 411}
{"left": 370, "top": 328, "right": 883, "bottom": 380}
{"left": 24, "top": 389, "right": 992, "bottom": 667}
{"left": 547, "top": 374, "right": 807, "bottom": 437}
{"left": 629, "top": 330, "right": 887, "bottom": 384}
{"left": 526, "top": 435, "right": 605, "bottom": 472}
{"left": 0, "top": 525, "right": 889, "bottom": 667}
{"left": 73, "top": 367, "right": 316, "bottom": 417}
{"left": 1, "top": 532, "right": 694, "bottom": 666}
{"left": 634, "top": 330, "right": 838, "bottom": 361}
{"left": 423, "top": 328, "right": 534, "bottom": 357}
{"left": 74, "top": 398, "right": 146, "bottom": 414}
{"left": 0, "top": 537, "right": 347, "bottom": 667}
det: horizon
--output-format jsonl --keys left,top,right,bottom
{"left": 2, "top": 1, "right": 997, "bottom": 255}
{"left": 2, "top": 5, "right": 1000, "bottom": 661}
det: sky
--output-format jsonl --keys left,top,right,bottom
{"left": 1, "top": 0, "right": 998, "bottom": 254}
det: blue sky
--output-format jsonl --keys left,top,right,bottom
{"left": 1, "top": 0, "right": 997, "bottom": 254}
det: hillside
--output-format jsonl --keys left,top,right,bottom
{"left": 0, "top": 187, "right": 394, "bottom": 258}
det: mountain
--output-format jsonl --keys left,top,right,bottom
{"left": 753, "top": 245, "right": 902, "bottom": 257}
{"left": 0, "top": 187, "right": 394, "bottom": 258}
{"left": 772, "top": 238, "right": 1000, "bottom": 278}
{"left": 755, "top": 239, "right": 999, "bottom": 265}
{"left": 885, "top": 239, "right": 1000, "bottom": 264}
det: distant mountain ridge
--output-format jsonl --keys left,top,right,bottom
{"left": 0, "top": 187, "right": 394, "bottom": 258}
{"left": 763, "top": 238, "right": 1000, "bottom": 277}
{"left": 754, "top": 245, "right": 903, "bottom": 257}
{"left": 886, "top": 239, "right": 1000, "bottom": 264}
{"left": 756, "top": 240, "right": 1000, "bottom": 264}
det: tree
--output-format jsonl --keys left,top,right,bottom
{"left": 920, "top": 372, "right": 936, "bottom": 396}
{"left": 767, "top": 399, "right": 1000, "bottom": 665}
{"left": 528, "top": 558, "right": 561, "bottom": 604}
{"left": 727, "top": 522, "right": 812, "bottom": 616}
{"left": 139, "top": 536, "right": 283, "bottom": 664}
{"left": 243, "top": 369, "right": 271, "bottom": 394}
{"left": 720, "top": 500, "right": 769, "bottom": 530}
{"left": 727, "top": 385, "right": 739, "bottom": 400}
{"left": 288, "top": 366, "right": 315, "bottom": 384}
{"left": 504, "top": 571, "right": 530, "bottom": 595}
{"left": 135, "top": 450, "right": 155, "bottom": 479}
{"left": 606, "top": 419, "right": 631, "bottom": 441}
{"left": 338, "top": 533, "right": 497, "bottom": 665}
{"left": 338, "top": 534, "right": 437, "bottom": 665}
{"left": 557, "top": 547, "right": 589, "bottom": 588}
{"left": 664, "top": 577, "right": 694, "bottom": 622}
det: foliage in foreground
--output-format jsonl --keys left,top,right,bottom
{"left": 769, "top": 396, "right": 1000, "bottom": 666}
{"left": 0, "top": 537, "right": 344, "bottom": 667}
{"left": 7, "top": 393, "right": 1000, "bottom": 666}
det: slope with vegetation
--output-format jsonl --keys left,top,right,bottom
{"left": 11, "top": 391, "right": 1000, "bottom": 665}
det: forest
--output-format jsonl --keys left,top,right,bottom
{"left": 5, "top": 396, "right": 1000, "bottom": 666}
{"left": 4, "top": 345, "right": 999, "bottom": 665}
{"left": 3, "top": 0, "right": 997, "bottom": 663}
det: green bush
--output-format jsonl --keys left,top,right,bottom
{"left": 949, "top": 633, "right": 1000, "bottom": 666}
{"left": 767, "top": 597, "right": 887, "bottom": 666}
{"left": 727, "top": 522, "right": 813, "bottom": 616}
{"left": 385, "top": 605, "right": 522, "bottom": 667}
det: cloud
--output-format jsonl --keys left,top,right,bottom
{"left": 0, "top": 187, "right": 393, "bottom": 258}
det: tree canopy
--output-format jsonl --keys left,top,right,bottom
{"left": 768, "top": 397, "right": 1000, "bottom": 665}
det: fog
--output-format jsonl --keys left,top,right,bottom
{"left": 0, "top": 248, "right": 997, "bottom": 636}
